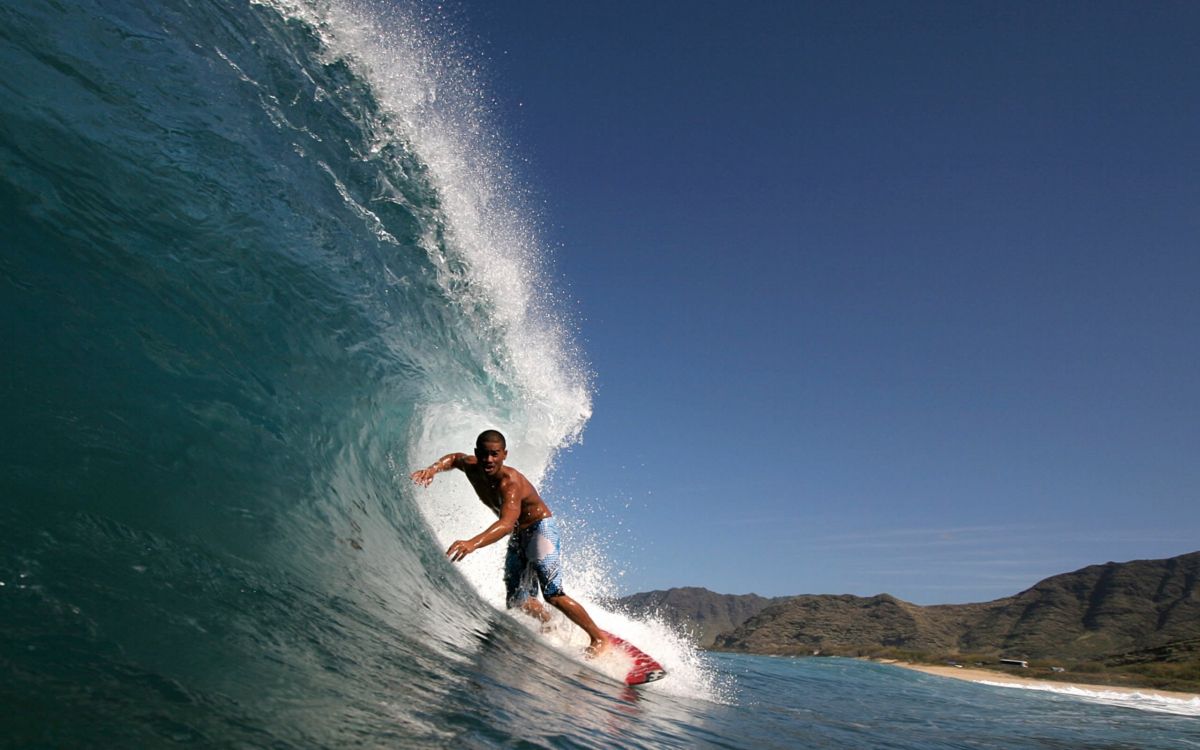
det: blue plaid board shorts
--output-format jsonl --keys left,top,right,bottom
{"left": 504, "top": 516, "right": 564, "bottom": 607}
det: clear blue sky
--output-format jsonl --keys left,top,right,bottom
{"left": 450, "top": 1, "right": 1199, "bottom": 603}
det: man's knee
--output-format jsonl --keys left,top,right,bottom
{"left": 544, "top": 592, "right": 569, "bottom": 609}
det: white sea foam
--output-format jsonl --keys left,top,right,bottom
{"left": 257, "top": 0, "right": 590, "bottom": 458}
{"left": 318, "top": 0, "right": 592, "bottom": 454}
{"left": 978, "top": 680, "right": 1200, "bottom": 717}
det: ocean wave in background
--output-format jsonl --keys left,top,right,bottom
{"left": 977, "top": 681, "right": 1200, "bottom": 718}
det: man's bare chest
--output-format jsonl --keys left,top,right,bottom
{"left": 465, "top": 475, "right": 502, "bottom": 511}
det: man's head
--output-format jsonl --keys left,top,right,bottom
{"left": 474, "top": 429, "right": 507, "bottom": 477}
{"left": 476, "top": 430, "right": 506, "bottom": 449}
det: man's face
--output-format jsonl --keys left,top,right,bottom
{"left": 474, "top": 440, "right": 507, "bottom": 476}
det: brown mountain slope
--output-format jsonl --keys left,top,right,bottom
{"left": 692, "top": 552, "right": 1200, "bottom": 661}
{"left": 616, "top": 587, "right": 778, "bottom": 647}
{"left": 957, "top": 551, "right": 1200, "bottom": 658}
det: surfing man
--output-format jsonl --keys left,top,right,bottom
{"left": 410, "top": 430, "right": 611, "bottom": 656}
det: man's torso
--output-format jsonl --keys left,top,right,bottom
{"left": 463, "top": 463, "right": 551, "bottom": 530}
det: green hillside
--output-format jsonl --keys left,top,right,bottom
{"left": 620, "top": 552, "right": 1200, "bottom": 692}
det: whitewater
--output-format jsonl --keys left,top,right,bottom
{"left": 1, "top": 0, "right": 1197, "bottom": 747}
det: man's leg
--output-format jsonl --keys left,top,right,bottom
{"left": 545, "top": 593, "right": 610, "bottom": 656}
{"left": 524, "top": 518, "right": 609, "bottom": 655}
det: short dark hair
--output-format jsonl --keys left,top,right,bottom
{"left": 476, "top": 429, "right": 506, "bottom": 449}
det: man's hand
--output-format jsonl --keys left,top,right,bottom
{"left": 411, "top": 454, "right": 464, "bottom": 487}
{"left": 446, "top": 539, "right": 477, "bottom": 562}
{"left": 410, "top": 467, "right": 438, "bottom": 487}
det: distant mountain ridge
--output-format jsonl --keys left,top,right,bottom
{"left": 616, "top": 587, "right": 780, "bottom": 647}
{"left": 619, "top": 552, "right": 1200, "bottom": 661}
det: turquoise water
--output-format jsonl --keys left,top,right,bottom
{"left": 709, "top": 654, "right": 1199, "bottom": 749}
{"left": 2, "top": 1, "right": 1198, "bottom": 747}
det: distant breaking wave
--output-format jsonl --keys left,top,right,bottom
{"left": 977, "top": 681, "right": 1200, "bottom": 717}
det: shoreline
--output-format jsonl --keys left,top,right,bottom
{"left": 880, "top": 660, "right": 1200, "bottom": 702}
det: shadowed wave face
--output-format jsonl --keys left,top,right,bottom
{"left": 0, "top": 0, "right": 601, "bottom": 745}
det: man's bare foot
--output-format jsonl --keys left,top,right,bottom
{"left": 584, "top": 634, "right": 611, "bottom": 658}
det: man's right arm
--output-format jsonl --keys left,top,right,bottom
{"left": 410, "top": 453, "right": 467, "bottom": 487}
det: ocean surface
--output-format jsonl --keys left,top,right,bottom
{"left": 2, "top": 1, "right": 1198, "bottom": 747}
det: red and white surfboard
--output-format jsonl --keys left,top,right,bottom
{"left": 602, "top": 630, "right": 666, "bottom": 685}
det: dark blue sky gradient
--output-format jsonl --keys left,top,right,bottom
{"left": 453, "top": 1, "right": 1199, "bottom": 602}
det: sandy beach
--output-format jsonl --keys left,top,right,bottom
{"left": 887, "top": 661, "right": 1200, "bottom": 702}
